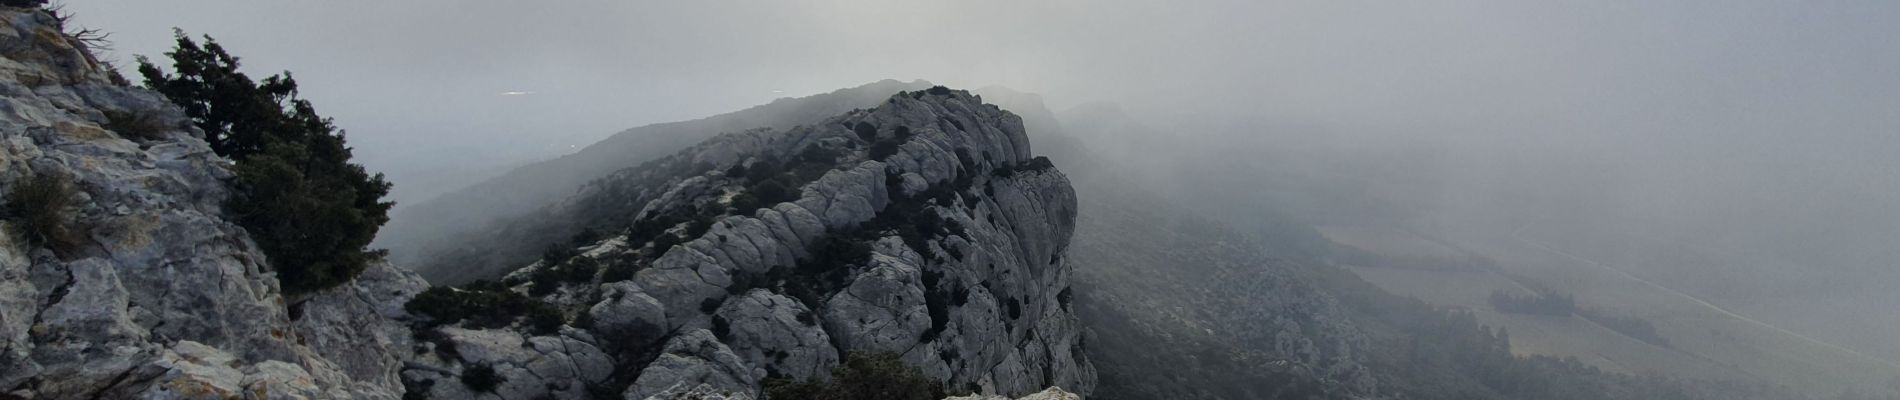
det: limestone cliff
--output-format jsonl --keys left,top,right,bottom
{"left": 0, "top": 8, "right": 426, "bottom": 399}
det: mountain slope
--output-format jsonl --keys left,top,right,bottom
{"left": 395, "top": 87, "right": 1095, "bottom": 399}
{"left": 381, "top": 79, "right": 934, "bottom": 283}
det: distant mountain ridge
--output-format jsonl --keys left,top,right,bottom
{"left": 381, "top": 79, "right": 936, "bottom": 282}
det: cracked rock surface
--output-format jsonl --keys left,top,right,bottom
{"left": 0, "top": 8, "right": 425, "bottom": 399}
{"left": 405, "top": 88, "right": 1096, "bottom": 398}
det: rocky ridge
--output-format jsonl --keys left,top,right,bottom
{"left": 399, "top": 87, "right": 1095, "bottom": 399}
{"left": 387, "top": 79, "right": 937, "bottom": 284}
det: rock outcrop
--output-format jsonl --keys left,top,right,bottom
{"left": 400, "top": 88, "right": 1095, "bottom": 399}
{"left": 0, "top": 8, "right": 426, "bottom": 399}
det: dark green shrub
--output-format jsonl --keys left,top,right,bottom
{"left": 404, "top": 287, "right": 464, "bottom": 323}
{"left": 528, "top": 255, "right": 599, "bottom": 296}
{"left": 628, "top": 209, "right": 691, "bottom": 250}
{"left": 527, "top": 271, "right": 560, "bottom": 297}
{"left": 570, "top": 310, "right": 595, "bottom": 330}
{"left": 727, "top": 271, "right": 762, "bottom": 295}
{"left": 102, "top": 109, "right": 168, "bottom": 140}
{"left": 526, "top": 304, "right": 563, "bottom": 336}
{"left": 413, "top": 326, "right": 459, "bottom": 359}
{"left": 751, "top": 180, "right": 794, "bottom": 205}
{"left": 798, "top": 145, "right": 840, "bottom": 165}
{"left": 744, "top": 157, "right": 783, "bottom": 184}
{"left": 400, "top": 378, "right": 434, "bottom": 400}
{"left": 853, "top": 121, "right": 879, "bottom": 142}
{"left": 869, "top": 140, "right": 901, "bottom": 161}
{"left": 711, "top": 315, "right": 731, "bottom": 341}
{"left": 4, "top": 172, "right": 80, "bottom": 255}
{"left": 649, "top": 233, "right": 682, "bottom": 259}
{"left": 764, "top": 352, "right": 945, "bottom": 400}
{"left": 565, "top": 257, "right": 598, "bottom": 282}
{"left": 800, "top": 235, "right": 871, "bottom": 277}
{"left": 921, "top": 270, "right": 952, "bottom": 342}
{"left": 925, "top": 86, "right": 952, "bottom": 95}
{"left": 541, "top": 243, "right": 576, "bottom": 265}
{"left": 685, "top": 217, "right": 713, "bottom": 238}
{"left": 140, "top": 33, "right": 392, "bottom": 295}
{"left": 405, "top": 286, "right": 554, "bottom": 330}
{"left": 1, "top": 0, "right": 46, "bottom": 8}
{"left": 729, "top": 192, "right": 762, "bottom": 215}
{"left": 460, "top": 363, "right": 502, "bottom": 393}
{"left": 764, "top": 378, "right": 827, "bottom": 400}
{"left": 600, "top": 256, "right": 641, "bottom": 282}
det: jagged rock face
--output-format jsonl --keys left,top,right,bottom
{"left": 0, "top": 9, "right": 426, "bottom": 399}
{"left": 292, "top": 260, "right": 432, "bottom": 398}
{"left": 421, "top": 89, "right": 1095, "bottom": 399}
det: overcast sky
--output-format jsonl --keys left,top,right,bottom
{"left": 68, "top": 1, "right": 1900, "bottom": 204}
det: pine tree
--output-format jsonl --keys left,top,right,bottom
{"left": 138, "top": 32, "right": 393, "bottom": 295}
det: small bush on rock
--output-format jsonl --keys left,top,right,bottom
{"left": 711, "top": 315, "right": 732, "bottom": 341}
{"left": 4, "top": 173, "right": 81, "bottom": 255}
{"left": 764, "top": 352, "right": 945, "bottom": 400}
{"left": 460, "top": 363, "right": 502, "bottom": 393}
{"left": 405, "top": 286, "right": 557, "bottom": 331}
{"left": 526, "top": 303, "right": 563, "bottom": 335}
{"left": 102, "top": 109, "right": 168, "bottom": 140}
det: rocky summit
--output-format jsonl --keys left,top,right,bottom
{"left": 0, "top": 7, "right": 1089, "bottom": 399}
{"left": 398, "top": 86, "right": 1095, "bottom": 399}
